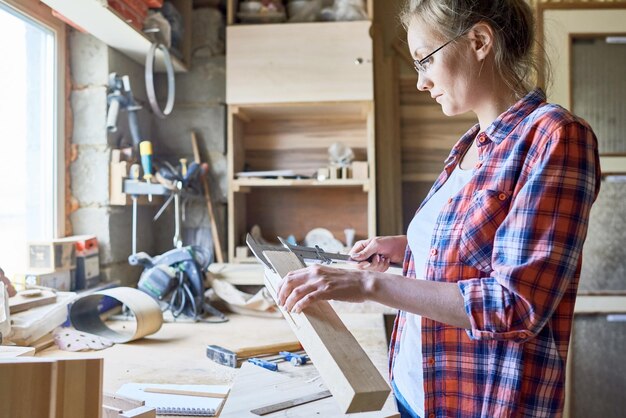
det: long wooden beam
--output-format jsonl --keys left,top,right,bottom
{"left": 263, "top": 250, "right": 390, "bottom": 414}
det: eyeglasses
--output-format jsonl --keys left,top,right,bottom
{"left": 413, "top": 34, "right": 464, "bottom": 74}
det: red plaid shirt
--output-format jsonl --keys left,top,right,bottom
{"left": 389, "top": 89, "right": 601, "bottom": 417}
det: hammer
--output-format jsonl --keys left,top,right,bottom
{"left": 206, "top": 341, "right": 302, "bottom": 368}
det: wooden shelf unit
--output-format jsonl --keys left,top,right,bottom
{"left": 227, "top": 101, "right": 376, "bottom": 261}
{"left": 41, "top": 0, "right": 191, "bottom": 72}
{"left": 225, "top": 7, "right": 377, "bottom": 261}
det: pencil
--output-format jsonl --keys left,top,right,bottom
{"left": 142, "top": 387, "right": 229, "bottom": 398}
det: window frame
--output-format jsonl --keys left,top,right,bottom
{"left": 1, "top": 0, "right": 66, "bottom": 237}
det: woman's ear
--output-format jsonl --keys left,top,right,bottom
{"left": 467, "top": 22, "right": 494, "bottom": 61}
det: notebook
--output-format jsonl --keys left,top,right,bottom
{"left": 116, "top": 383, "right": 230, "bottom": 416}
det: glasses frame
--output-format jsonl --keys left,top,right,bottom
{"left": 413, "top": 34, "right": 465, "bottom": 74}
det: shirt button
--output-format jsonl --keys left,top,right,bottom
{"left": 428, "top": 357, "right": 435, "bottom": 366}
{"left": 478, "top": 135, "right": 487, "bottom": 143}
{"left": 447, "top": 197, "right": 453, "bottom": 204}
{"left": 430, "top": 248, "right": 438, "bottom": 257}
{"left": 474, "top": 162, "right": 482, "bottom": 169}
{"left": 498, "top": 193, "right": 507, "bottom": 201}
{"left": 429, "top": 413, "right": 436, "bottom": 418}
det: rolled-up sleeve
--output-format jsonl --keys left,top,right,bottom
{"left": 458, "top": 121, "right": 600, "bottom": 343}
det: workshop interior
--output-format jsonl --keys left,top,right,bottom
{"left": 0, "top": 0, "right": 625, "bottom": 417}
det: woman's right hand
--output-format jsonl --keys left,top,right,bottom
{"left": 348, "top": 235, "right": 407, "bottom": 272}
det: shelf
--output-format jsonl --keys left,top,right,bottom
{"left": 232, "top": 178, "right": 370, "bottom": 192}
{"left": 41, "top": 0, "right": 189, "bottom": 72}
{"left": 226, "top": 0, "right": 374, "bottom": 25}
{"left": 600, "top": 155, "right": 626, "bottom": 175}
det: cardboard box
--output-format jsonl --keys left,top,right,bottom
{"left": 27, "top": 241, "right": 76, "bottom": 271}
{"left": 56, "top": 235, "right": 98, "bottom": 257}
{"left": 22, "top": 269, "right": 73, "bottom": 292}
{"left": 75, "top": 254, "right": 100, "bottom": 291}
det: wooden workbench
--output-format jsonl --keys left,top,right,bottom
{"left": 36, "top": 312, "right": 395, "bottom": 416}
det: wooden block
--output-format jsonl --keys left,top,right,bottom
{"left": 262, "top": 251, "right": 390, "bottom": 414}
{"left": 0, "top": 358, "right": 58, "bottom": 418}
{"left": 120, "top": 406, "right": 156, "bottom": 417}
{"left": 0, "top": 346, "right": 36, "bottom": 357}
{"left": 56, "top": 358, "right": 104, "bottom": 418}
{"left": 103, "top": 405, "right": 124, "bottom": 418}
{"left": 103, "top": 392, "right": 145, "bottom": 411}
{"left": 351, "top": 161, "right": 369, "bottom": 180}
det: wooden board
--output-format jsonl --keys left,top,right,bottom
{"left": 226, "top": 21, "right": 373, "bottom": 104}
{"left": 220, "top": 362, "right": 398, "bottom": 418}
{"left": 9, "top": 290, "right": 57, "bottom": 314}
{"left": 0, "top": 358, "right": 58, "bottom": 418}
{"left": 262, "top": 250, "right": 391, "bottom": 414}
{"left": 0, "top": 346, "right": 36, "bottom": 357}
{"left": 0, "top": 357, "right": 103, "bottom": 418}
{"left": 56, "top": 358, "right": 103, "bottom": 418}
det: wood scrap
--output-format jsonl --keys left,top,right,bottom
{"left": 8, "top": 289, "right": 57, "bottom": 314}
{"left": 262, "top": 250, "right": 391, "bottom": 414}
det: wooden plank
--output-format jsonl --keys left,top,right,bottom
{"left": 220, "top": 362, "right": 398, "bottom": 418}
{"left": 56, "top": 358, "right": 104, "bottom": 418}
{"left": 226, "top": 22, "right": 373, "bottom": 104}
{"left": 0, "top": 358, "right": 58, "bottom": 418}
{"left": 103, "top": 392, "right": 145, "bottom": 411}
{"left": 8, "top": 290, "right": 57, "bottom": 314}
{"left": 120, "top": 406, "right": 156, "bottom": 418}
{"left": 262, "top": 250, "right": 390, "bottom": 414}
{"left": 0, "top": 346, "right": 36, "bottom": 357}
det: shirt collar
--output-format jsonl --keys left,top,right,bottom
{"left": 484, "top": 88, "right": 546, "bottom": 144}
{"left": 443, "top": 88, "right": 546, "bottom": 165}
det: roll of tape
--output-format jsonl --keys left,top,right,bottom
{"left": 69, "top": 287, "right": 163, "bottom": 343}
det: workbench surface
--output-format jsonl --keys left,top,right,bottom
{"left": 36, "top": 312, "right": 393, "bottom": 403}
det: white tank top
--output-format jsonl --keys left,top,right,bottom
{"left": 393, "top": 164, "right": 473, "bottom": 416}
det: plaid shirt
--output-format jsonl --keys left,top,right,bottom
{"left": 389, "top": 89, "right": 601, "bottom": 418}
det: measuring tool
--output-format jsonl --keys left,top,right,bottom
{"left": 250, "top": 390, "right": 332, "bottom": 416}
{"left": 246, "top": 234, "right": 354, "bottom": 273}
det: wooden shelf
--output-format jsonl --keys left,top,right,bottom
{"left": 41, "top": 0, "right": 190, "bottom": 72}
{"left": 232, "top": 179, "right": 370, "bottom": 192}
{"left": 226, "top": 0, "right": 374, "bottom": 25}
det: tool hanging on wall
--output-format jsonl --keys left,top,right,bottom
{"left": 191, "top": 132, "right": 224, "bottom": 263}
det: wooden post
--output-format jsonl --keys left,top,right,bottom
{"left": 262, "top": 250, "right": 390, "bottom": 414}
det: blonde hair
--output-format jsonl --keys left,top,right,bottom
{"left": 401, "top": 0, "right": 549, "bottom": 99}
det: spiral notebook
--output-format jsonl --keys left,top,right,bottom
{"left": 116, "top": 383, "right": 230, "bottom": 416}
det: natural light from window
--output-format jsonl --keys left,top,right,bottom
{"left": 0, "top": 3, "right": 57, "bottom": 280}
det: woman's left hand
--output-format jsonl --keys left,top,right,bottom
{"left": 277, "top": 265, "right": 371, "bottom": 313}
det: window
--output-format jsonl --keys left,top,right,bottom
{"left": 0, "top": 0, "right": 64, "bottom": 279}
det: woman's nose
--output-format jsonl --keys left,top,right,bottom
{"left": 416, "top": 72, "right": 431, "bottom": 91}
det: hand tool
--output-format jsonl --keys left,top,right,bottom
{"left": 191, "top": 132, "right": 225, "bottom": 263}
{"left": 139, "top": 141, "right": 153, "bottom": 180}
{"left": 246, "top": 234, "right": 400, "bottom": 273}
{"left": 247, "top": 358, "right": 278, "bottom": 372}
{"left": 250, "top": 390, "right": 332, "bottom": 416}
{"left": 206, "top": 341, "right": 302, "bottom": 368}
{"left": 279, "top": 351, "right": 309, "bottom": 366}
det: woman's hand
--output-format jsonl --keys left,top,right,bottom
{"left": 349, "top": 235, "right": 407, "bottom": 272}
{"left": 277, "top": 265, "right": 372, "bottom": 313}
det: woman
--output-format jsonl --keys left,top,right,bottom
{"left": 278, "top": 0, "right": 601, "bottom": 417}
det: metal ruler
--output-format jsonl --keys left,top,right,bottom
{"left": 250, "top": 390, "right": 332, "bottom": 416}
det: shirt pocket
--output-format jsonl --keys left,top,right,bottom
{"left": 459, "top": 189, "right": 512, "bottom": 273}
